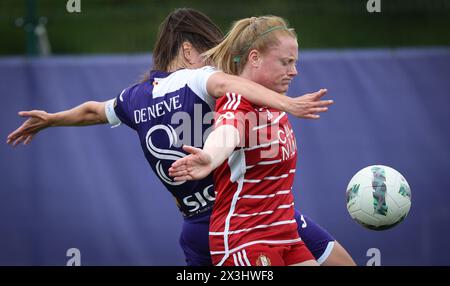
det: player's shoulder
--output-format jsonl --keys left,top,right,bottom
{"left": 171, "top": 66, "right": 217, "bottom": 79}
{"left": 156, "top": 66, "right": 217, "bottom": 93}
{"left": 196, "top": 65, "right": 217, "bottom": 73}
{"left": 117, "top": 79, "right": 161, "bottom": 112}
{"left": 191, "top": 65, "right": 218, "bottom": 75}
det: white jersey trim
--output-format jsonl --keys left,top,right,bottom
{"left": 239, "top": 189, "right": 291, "bottom": 199}
{"left": 246, "top": 159, "right": 282, "bottom": 170}
{"left": 233, "top": 251, "right": 251, "bottom": 266}
{"left": 242, "top": 250, "right": 252, "bottom": 266}
{"left": 223, "top": 92, "right": 242, "bottom": 110}
{"left": 232, "top": 202, "right": 295, "bottom": 218}
{"left": 105, "top": 98, "right": 121, "bottom": 128}
{"left": 252, "top": 112, "right": 286, "bottom": 131}
{"left": 216, "top": 149, "right": 247, "bottom": 266}
{"left": 228, "top": 149, "right": 246, "bottom": 183}
{"left": 244, "top": 140, "right": 279, "bottom": 151}
{"left": 212, "top": 238, "right": 303, "bottom": 257}
{"left": 242, "top": 169, "right": 296, "bottom": 183}
{"left": 237, "top": 251, "right": 245, "bottom": 266}
{"left": 317, "top": 241, "right": 335, "bottom": 265}
{"left": 232, "top": 253, "right": 239, "bottom": 266}
{"left": 210, "top": 219, "right": 297, "bottom": 236}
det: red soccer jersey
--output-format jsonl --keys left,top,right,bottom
{"left": 210, "top": 92, "right": 302, "bottom": 265}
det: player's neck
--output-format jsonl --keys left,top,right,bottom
{"left": 167, "top": 58, "right": 189, "bottom": 73}
{"left": 239, "top": 69, "right": 253, "bottom": 82}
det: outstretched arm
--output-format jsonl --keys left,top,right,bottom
{"left": 207, "top": 72, "right": 333, "bottom": 119}
{"left": 168, "top": 125, "right": 240, "bottom": 181}
{"left": 6, "top": 101, "right": 108, "bottom": 146}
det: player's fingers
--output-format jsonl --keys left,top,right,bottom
{"left": 169, "top": 169, "right": 188, "bottom": 178}
{"left": 312, "top": 88, "right": 328, "bottom": 99}
{"left": 7, "top": 127, "right": 25, "bottom": 142}
{"left": 12, "top": 136, "right": 22, "bottom": 146}
{"left": 19, "top": 110, "right": 42, "bottom": 118}
{"left": 174, "top": 175, "right": 191, "bottom": 182}
{"left": 303, "top": 114, "right": 320, "bottom": 119}
{"left": 169, "top": 166, "right": 186, "bottom": 176}
{"left": 312, "top": 99, "right": 334, "bottom": 107}
{"left": 171, "top": 158, "right": 189, "bottom": 169}
{"left": 171, "top": 171, "right": 187, "bottom": 178}
{"left": 309, "top": 107, "right": 329, "bottom": 114}
{"left": 18, "top": 111, "right": 32, "bottom": 117}
{"left": 24, "top": 135, "right": 34, "bottom": 145}
{"left": 13, "top": 135, "right": 27, "bottom": 147}
{"left": 17, "top": 135, "right": 29, "bottom": 146}
{"left": 182, "top": 145, "right": 201, "bottom": 155}
{"left": 171, "top": 161, "right": 195, "bottom": 173}
{"left": 6, "top": 133, "right": 16, "bottom": 144}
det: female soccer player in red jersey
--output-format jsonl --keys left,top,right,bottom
{"left": 169, "top": 15, "right": 354, "bottom": 266}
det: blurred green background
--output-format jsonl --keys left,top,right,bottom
{"left": 1, "top": 0, "right": 449, "bottom": 55}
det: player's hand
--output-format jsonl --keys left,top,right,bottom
{"left": 6, "top": 110, "right": 53, "bottom": 147}
{"left": 169, "top": 145, "right": 214, "bottom": 181}
{"left": 287, "top": 89, "right": 334, "bottom": 119}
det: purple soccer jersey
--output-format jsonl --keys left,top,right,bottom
{"left": 106, "top": 67, "right": 218, "bottom": 219}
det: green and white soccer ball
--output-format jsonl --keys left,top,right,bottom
{"left": 346, "top": 165, "right": 411, "bottom": 230}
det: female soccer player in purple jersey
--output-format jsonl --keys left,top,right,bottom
{"left": 7, "top": 8, "right": 353, "bottom": 266}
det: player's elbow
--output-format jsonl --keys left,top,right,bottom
{"left": 207, "top": 72, "right": 233, "bottom": 99}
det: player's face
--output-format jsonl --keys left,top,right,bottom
{"left": 254, "top": 35, "right": 298, "bottom": 93}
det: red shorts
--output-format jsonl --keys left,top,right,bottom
{"left": 215, "top": 242, "right": 315, "bottom": 266}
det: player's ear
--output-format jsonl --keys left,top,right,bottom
{"left": 248, "top": 49, "right": 261, "bottom": 68}
{"left": 182, "top": 41, "right": 194, "bottom": 63}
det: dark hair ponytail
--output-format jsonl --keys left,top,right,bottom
{"left": 152, "top": 8, "right": 223, "bottom": 72}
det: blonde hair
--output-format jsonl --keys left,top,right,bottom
{"left": 202, "top": 16, "right": 297, "bottom": 75}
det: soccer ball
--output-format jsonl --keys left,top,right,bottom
{"left": 346, "top": 165, "right": 411, "bottom": 230}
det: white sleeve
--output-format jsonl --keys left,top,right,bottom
{"left": 104, "top": 98, "right": 121, "bottom": 128}
{"left": 187, "top": 66, "right": 219, "bottom": 109}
